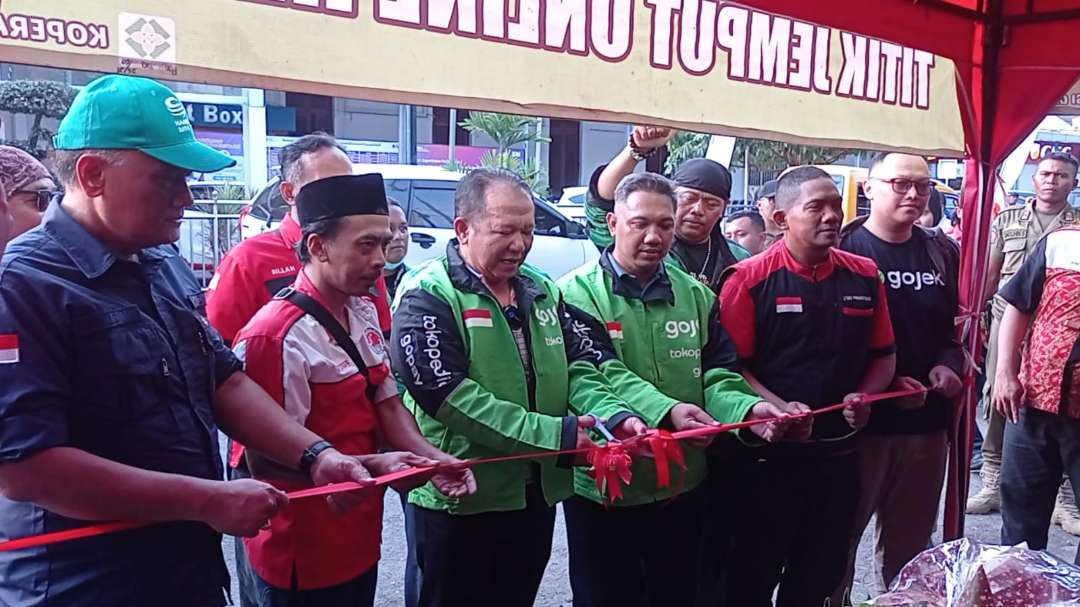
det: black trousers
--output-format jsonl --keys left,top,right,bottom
{"left": 412, "top": 483, "right": 555, "bottom": 607}
{"left": 725, "top": 452, "right": 861, "bottom": 607}
{"left": 564, "top": 488, "right": 706, "bottom": 607}
{"left": 696, "top": 438, "right": 747, "bottom": 607}
{"left": 1001, "top": 407, "right": 1080, "bottom": 564}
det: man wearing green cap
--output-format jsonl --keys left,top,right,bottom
{"left": 0, "top": 75, "right": 386, "bottom": 606}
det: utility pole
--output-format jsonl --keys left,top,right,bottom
{"left": 398, "top": 104, "right": 416, "bottom": 164}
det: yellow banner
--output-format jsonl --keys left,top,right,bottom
{"left": 0, "top": 0, "right": 965, "bottom": 154}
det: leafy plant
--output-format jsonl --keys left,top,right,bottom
{"left": 732, "top": 139, "right": 862, "bottom": 169}
{"left": 664, "top": 132, "right": 711, "bottom": 174}
{"left": 0, "top": 80, "right": 78, "bottom": 159}
{"left": 460, "top": 112, "right": 550, "bottom": 195}
{"left": 460, "top": 112, "right": 550, "bottom": 153}
{"left": 663, "top": 129, "right": 863, "bottom": 174}
{"left": 442, "top": 159, "right": 466, "bottom": 173}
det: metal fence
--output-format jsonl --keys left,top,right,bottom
{"left": 178, "top": 200, "right": 245, "bottom": 289}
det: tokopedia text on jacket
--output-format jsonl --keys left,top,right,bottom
{"left": 389, "top": 241, "right": 638, "bottom": 514}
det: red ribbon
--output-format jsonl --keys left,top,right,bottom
{"left": 586, "top": 443, "right": 633, "bottom": 503}
{"left": 0, "top": 387, "right": 924, "bottom": 553}
{"left": 643, "top": 429, "right": 686, "bottom": 489}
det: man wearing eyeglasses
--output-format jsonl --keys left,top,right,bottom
{"left": 0, "top": 145, "right": 57, "bottom": 240}
{"left": 583, "top": 126, "right": 749, "bottom": 293}
{"left": 969, "top": 151, "right": 1080, "bottom": 531}
{"left": 833, "top": 152, "right": 964, "bottom": 601}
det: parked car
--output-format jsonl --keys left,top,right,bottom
{"left": 554, "top": 186, "right": 588, "bottom": 224}
{"left": 241, "top": 164, "right": 598, "bottom": 279}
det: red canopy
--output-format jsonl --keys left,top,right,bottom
{"left": 737, "top": 0, "right": 1080, "bottom": 538}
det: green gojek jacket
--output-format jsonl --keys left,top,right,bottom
{"left": 557, "top": 251, "right": 763, "bottom": 506}
{"left": 390, "top": 241, "right": 636, "bottom": 514}
{"left": 583, "top": 165, "right": 750, "bottom": 293}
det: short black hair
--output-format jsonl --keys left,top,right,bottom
{"left": 280, "top": 132, "right": 347, "bottom": 184}
{"left": 1039, "top": 151, "right": 1080, "bottom": 177}
{"left": 295, "top": 217, "right": 345, "bottom": 263}
{"left": 454, "top": 168, "right": 531, "bottom": 221}
{"left": 927, "top": 188, "right": 944, "bottom": 225}
{"left": 614, "top": 172, "right": 676, "bottom": 208}
{"left": 727, "top": 210, "right": 765, "bottom": 232}
{"left": 776, "top": 166, "right": 834, "bottom": 209}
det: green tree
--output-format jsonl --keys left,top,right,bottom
{"left": 0, "top": 80, "right": 78, "bottom": 159}
{"left": 459, "top": 112, "right": 551, "bottom": 196}
{"left": 663, "top": 130, "right": 863, "bottom": 174}
{"left": 732, "top": 139, "right": 862, "bottom": 169}
{"left": 664, "top": 132, "right": 710, "bottom": 174}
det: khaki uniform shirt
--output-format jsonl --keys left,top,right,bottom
{"left": 989, "top": 201, "right": 1080, "bottom": 314}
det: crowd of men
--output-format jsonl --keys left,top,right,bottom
{"left": 0, "top": 75, "right": 1079, "bottom": 607}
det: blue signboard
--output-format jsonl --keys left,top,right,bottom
{"left": 183, "top": 102, "right": 296, "bottom": 132}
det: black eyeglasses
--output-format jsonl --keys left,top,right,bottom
{"left": 871, "top": 178, "right": 933, "bottom": 196}
{"left": 13, "top": 189, "right": 57, "bottom": 212}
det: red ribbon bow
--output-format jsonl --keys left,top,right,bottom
{"left": 644, "top": 429, "right": 686, "bottom": 488}
{"left": 586, "top": 443, "right": 633, "bottom": 503}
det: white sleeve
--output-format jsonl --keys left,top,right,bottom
{"left": 280, "top": 332, "right": 314, "bottom": 426}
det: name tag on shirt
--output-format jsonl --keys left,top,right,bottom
{"left": 776, "top": 297, "right": 803, "bottom": 313}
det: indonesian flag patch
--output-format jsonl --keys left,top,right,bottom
{"left": 606, "top": 322, "right": 624, "bottom": 340}
{"left": 463, "top": 308, "right": 493, "bottom": 328}
{"left": 0, "top": 334, "right": 19, "bottom": 364}
{"left": 776, "top": 296, "right": 803, "bottom": 313}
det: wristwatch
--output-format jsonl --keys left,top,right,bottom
{"left": 298, "top": 440, "right": 334, "bottom": 475}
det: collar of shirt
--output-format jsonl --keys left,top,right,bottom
{"left": 43, "top": 201, "right": 168, "bottom": 279}
{"left": 777, "top": 239, "right": 837, "bottom": 282}
{"left": 445, "top": 239, "right": 548, "bottom": 314}
{"left": 292, "top": 267, "right": 338, "bottom": 310}
{"left": 600, "top": 247, "right": 675, "bottom": 304}
{"left": 280, "top": 212, "right": 303, "bottom": 250}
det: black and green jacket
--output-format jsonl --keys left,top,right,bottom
{"left": 390, "top": 242, "right": 635, "bottom": 514}
{"left": 558, "top": 251, "right": 763, "bottom": 506}
{"left": 584, "top": 164, "right": 750, "bottom": 293}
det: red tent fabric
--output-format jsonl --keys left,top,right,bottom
{"left": 736, "top": 0, "right": 1080, "bottom": 539}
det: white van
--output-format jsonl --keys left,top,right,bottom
{"left": 241, "top": 164, "right": 599, "bottom": 279}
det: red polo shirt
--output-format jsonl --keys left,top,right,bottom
{"left": 206, "top": 213, "right": 391, "bottom": 344}
{"left": 207, "top": 213, "right": 391, "bottom": 468}
{"left": 233, "top": 269, "right": 394, "bottom": 589}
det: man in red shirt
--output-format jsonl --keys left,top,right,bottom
{"left": 234, "top": 174, "right": 475, "bottom": 606}
{"left": 206, "top": 132, "right": 391, "bottom": 345}
{"left": 207, "top": 133, "right": 393, "bottom": 602}
{"left": 720, "top": 166, "right": 896, "bottom": 606}
{"left": 994, "top": 225, "right": 1080, "bottom": 563}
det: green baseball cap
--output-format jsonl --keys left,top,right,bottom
{"left": 54, "top": 75, "right": 236, "bottom": 173}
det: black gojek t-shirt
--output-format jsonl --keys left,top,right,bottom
{"left": 842, "top": 226, "right": 952, "bottom": 435}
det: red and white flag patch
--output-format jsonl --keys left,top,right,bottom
{"left": 0, "top": 334, "right": 19, "bottom": 364}
{"left": 463, "top": 308, "right": 493, "bottom": 328}
{"left": 606, "top": 322, "right": 624, "bottom": 340}
{"left": 776, "top": 296, "right": 803, "bottom": 313}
